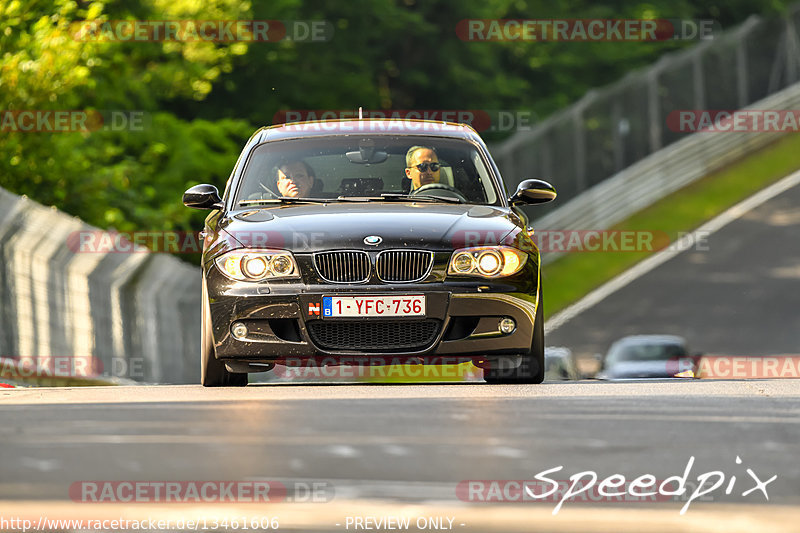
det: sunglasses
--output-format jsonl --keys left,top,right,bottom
{"left": 410, "top": 162, "right": 441, "bottom": 172}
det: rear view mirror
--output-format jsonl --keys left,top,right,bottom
{"left": 346, "top": 139, "right": 388, "bottom": 164}
{"left": 183, "top": 184, "right": 224, "bottom": 210}
{"left": 509, "top": 179, "right": 557, "bottom": 205}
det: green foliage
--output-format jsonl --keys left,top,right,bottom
{"left": 1, "top": 0, "right": 796, "bottom": 263}
{"left": 0, "top": 113, "right": 251, "bottom": 232}
{"left": 0, "top": 0, "right": 253, "bottom": 238}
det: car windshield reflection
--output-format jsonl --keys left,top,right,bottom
{"left": 606, "top": 343, "right": 688, "bottom": 365}
{"left": 234, "top": 136, "right": 500, "bottom": 207}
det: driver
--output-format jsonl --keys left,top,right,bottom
{"left": 405, "top": 146, "right": 441, "bottom": 191}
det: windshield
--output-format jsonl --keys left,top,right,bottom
{"left": 234, "top": 136, "right": 500, "bottom": 206}
{"left": 605, "top": 342, "right": 687, "bottom": 366}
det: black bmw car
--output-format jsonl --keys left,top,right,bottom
{"left": 183, "top": 119, "right": 556, "bottom": 386}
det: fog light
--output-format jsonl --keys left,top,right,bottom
{"left": 453, "top": 252, "right": 475, "bottom": 273}
{"left": 499, "top": 318, "right": 516, "bottom": 334}
{"left": 270, "top": 254, "right": 294, "bottom": 276}
{"left": 232, "top": 322, "right": 248, "bottom": 340}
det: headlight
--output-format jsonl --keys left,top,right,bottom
{"left": 447, "top": 246, "right": 527, "bottom": 278}
{"left": 215, "top": 250, "right": 300, "bottom": 281}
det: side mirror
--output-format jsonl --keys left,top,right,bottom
{"left": 509, "top": 179, "right": 557, "bottom": 205}
{"left": 183, "top": 184, "right": 223, "bottom": 210}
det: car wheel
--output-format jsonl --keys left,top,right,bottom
{"left": 484, "top": 283, "right": 545, "bottom": 384}
{"left": 201, "top": 280, "right": 247, "bottom": 387}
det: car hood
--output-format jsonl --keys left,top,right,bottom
{"left": 219, "top": 203, "right": 522, "bottom": 253}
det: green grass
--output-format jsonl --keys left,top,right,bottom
{"left": 543, "top": 133, "right": 800, "bottom": 318}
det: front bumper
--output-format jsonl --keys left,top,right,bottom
{"left": 207, "top": 267, "right": 539, "bottom": 366}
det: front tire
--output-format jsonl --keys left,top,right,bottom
{"left": 201, "top": 280, "right": 247, "bottom": 387}
{"left": 484, "top": 283, "right": 545, "bottom": 384}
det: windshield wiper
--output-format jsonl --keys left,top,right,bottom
{"left": 329, "top": 195, "right": 461, "bottom": 204}
{"left": 239, "top": 197, "right": 331, "bottom": 206}
{"left": 378, "top": 193, "right": 463, "bottom": 204}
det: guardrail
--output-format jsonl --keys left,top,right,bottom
{"left": 492, "top": 4, "right": 800, "bottom": 236}
{"left": 0, "top": 187, "right": 200, "bottom": 384}
{"left": 530, "top": 79, "right": 800, "bottom": 264}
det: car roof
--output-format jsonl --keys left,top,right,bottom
{"left": 610, "top": 335, "right": 687, "bottom": 347}
{"left": 255, "top": 119, "right": 484, "bottom": 144}
{"left": 545, "top": 346, "right": 573, "bottom": 359}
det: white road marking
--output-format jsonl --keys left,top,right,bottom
{"left": 545, "top": 169, "right": 800, "bottom": 332}
{"left": 327, "top": 445, "right": 361, "bottom": 458}
{"left": 19, "top": 457, "right": 61, "bottom": 472}
{"left": 489, "top": 446, "right": 526, "bottom": 458}
{"left": 383, "top": 444, "right": 410, "bottom": 456}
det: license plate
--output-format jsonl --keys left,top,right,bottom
{"left": 322, "top": 295, "right": 425, "bottom": 317}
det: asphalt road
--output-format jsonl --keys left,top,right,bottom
{"left": 2, "top": 177, "right": 799, "bottom": 533}
{"left": 1, "top": 381, "right": 799, "bottom": 532}
{"left": 545, "top": 175, "right": 800, "bottom": 359}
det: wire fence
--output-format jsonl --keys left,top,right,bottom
{"left": 493, "top": 5, "right": 800, "bottom": 220}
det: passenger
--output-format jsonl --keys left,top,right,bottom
{"left": 276, "top": 160, "right": 316, "bottom": 197}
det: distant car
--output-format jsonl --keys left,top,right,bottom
{"left": 595, "top": 335, "right": 696, "bottom": 380}
{"left": 544, "top": 347, "right": 580, "bottom": 380}
{"left": 183, "top": 119, "right": 557, "bottom": 386}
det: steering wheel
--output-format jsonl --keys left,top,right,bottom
{"left": 259, "top": 182, "right": 280, "bottom": 198}
{"left": 411, "top": 183, "right": 468, "bottom": 203}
